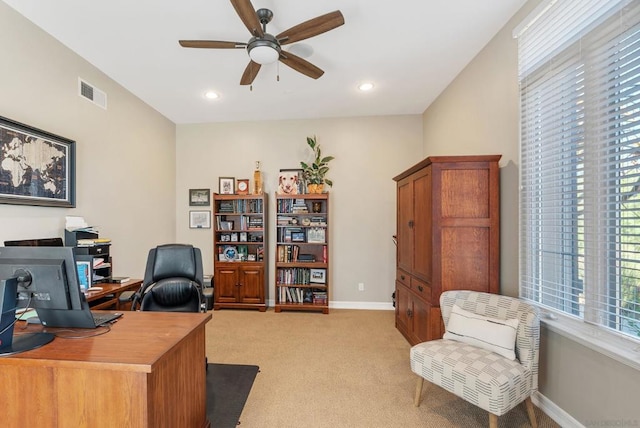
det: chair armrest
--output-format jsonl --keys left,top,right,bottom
{"left": 118, "top": 290, "right": 135, "bottom": 303}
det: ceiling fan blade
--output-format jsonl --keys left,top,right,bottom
{"left": 179, "top": 40, "right": 247, "bottom": 49}
{"left": 240, "top": 61, "right": 262, "bottom": 85}
{"left": 279, "top": 52, "right": 324, "bottom": 80}
{"left": 277, "top": 11, "right": 344, "bottom": 45}
{"left": 230, "top": 0, "right": 264, "bottom": 38}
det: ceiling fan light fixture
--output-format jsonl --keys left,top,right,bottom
{"left": 204, "top": 91, "right": 219, "bottom": 100}
{"left": 358, "top": 82, "right": 375, "bottom": 92}
{"left": 248, "top": 35, "right": 281, "bottom": 65}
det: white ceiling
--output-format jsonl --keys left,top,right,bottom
{"left": 3, "top": 0, "right": 526, "bottom": 124}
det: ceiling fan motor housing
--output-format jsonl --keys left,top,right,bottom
{"left": 247, "top": 33, "right": 280, "bottom": 64}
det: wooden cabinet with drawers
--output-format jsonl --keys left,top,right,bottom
{"left": 393, "top": 155, "right": 501, "bottom": 345}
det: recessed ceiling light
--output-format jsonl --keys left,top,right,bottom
{"left": 358, "top": 82, "right": 374, "bottom": 92}
{"left": 204, "top": 91, "right": 219, "bottom": 100}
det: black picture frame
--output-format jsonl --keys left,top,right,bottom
{"left": 0, "top": 116, "right": 76, "bottom": 207}
{"left": 189, "top": 188, "right": 210, "bottom": 206}
{"left": 219, "top": 177, "right": 235, "bottom": 195}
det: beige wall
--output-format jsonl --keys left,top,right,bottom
{"left": 422, "top": 0, "right": 640, "bottom": 423}
{"left": 176, "top": 116, "right": 423, "bottom": 305}
{"left": 0, "top": 3, "right": 176, "bottom": 278}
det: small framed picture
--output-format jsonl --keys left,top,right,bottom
{"left": 189, "top": 210, "right": 211, "bottom": 229}
{"left": 219, "top": 177, "right": 235, "bottom": 195}
{"left": 189, "top": 188, "right": 210, "bottom": 206}
{"left": 310, "top": 268, "right": 326, "bottom": 284}
{"left": 236, "top": 179, "right": 250, "bottom": 195}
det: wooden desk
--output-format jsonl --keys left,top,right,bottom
{"left": 85, "top": 279, "right": 142, "bottom": 310}
{"left": 0, "top": 311, "right": 212, "bottom": 428}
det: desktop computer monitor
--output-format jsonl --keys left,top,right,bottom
{"left": 0, "top": 246, "right": 86, "bottom": 355}
{"left": 0, "top": 246, "right": 84, "bottom": 312}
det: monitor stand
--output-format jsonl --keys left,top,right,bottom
{"left": 0, "top": 332, "right": 54, "bottom": 356}
{"left": 0, "top": 278, "right": 54, "bottom": 356}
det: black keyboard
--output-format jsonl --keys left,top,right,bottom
{"left": 91, "top": 312, "right": 122, "bottom": 326}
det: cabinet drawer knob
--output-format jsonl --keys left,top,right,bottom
{"left": 400, "top": 275, "right": 405, "bottom": 280}
{"left": 418, "top": 285, "right": 424, "bottom": 292}
{"left": 407, "top": 308, "right": 412, "bottom": 317}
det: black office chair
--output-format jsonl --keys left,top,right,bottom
{"left": 128, "top": 244, "right": 205, "bottom": 312}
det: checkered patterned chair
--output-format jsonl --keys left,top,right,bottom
{"left": 410, "top": 290, "right": 540, "bottom": 428}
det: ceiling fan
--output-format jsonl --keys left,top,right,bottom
{"left": 179, "top": 0, "right": 345, "bottom": 86}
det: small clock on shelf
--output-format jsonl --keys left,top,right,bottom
{"left": 237, "top": 179, "right": 249, "bottom": 195}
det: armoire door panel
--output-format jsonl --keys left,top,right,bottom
{"left": 440, "top": 227, "right": 490, "bottom": 293}
{"left": 397, "top": 178, "right": 413, "bottom": 273}
{"left": 440, "top": 169, "right": 490, "bottom": 218}
{"left": 412, "top": 168, "right": 431, "bottom": 281}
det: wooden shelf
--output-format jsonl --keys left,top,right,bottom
{"left": 213, "top": 193, "right": 268, "bottom": 311}
{"left": 274, "top": 193, "right": 329, "bottom": 314}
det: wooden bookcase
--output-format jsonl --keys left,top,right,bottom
{"left": 213, "top": 193, "right": 268, "bottom": 311}
{"left": 274, "top": 193, "right": 329, "bottom": 314}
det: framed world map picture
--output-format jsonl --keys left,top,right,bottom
{"left": 0, "top": 116, "right": 75, "bottom": 207}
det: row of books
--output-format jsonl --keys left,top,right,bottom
{"left": 216, "top": 215, "right": 263, "bottom": 230}
{"left": 276, "top": 199, "right": 311, "bottom": 213}
{"left": 277, "top": 245, "right": 300, "bottom": 262}
{"left": 217, "top": 199, "right": 263, "bottom": 214}
{"left": 278, "top": 287, "right": 327, "bottom": 305}
{"left": 277, "top": 245, "right": 328, "bottom": 263}
{"left": 277, "top": 268, "right": 313, "bottom": 285}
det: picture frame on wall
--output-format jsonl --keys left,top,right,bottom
{"left": 189, "top": 188, "right": 210, "bottom": 206}
{"left": 189, "top": 210, "right": 211, "bottom": 229}
{"left": 0, "top": 115, "right": 76, "bottom": 207}
{"left": 219, "top": 177, "right": 235, "bottom": 195}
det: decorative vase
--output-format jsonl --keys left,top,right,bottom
{"left": 253, "top": 161, "right": 263, "bottom": 195}
{"left": 307, "top": 183, "right": 324, "bottom": 194}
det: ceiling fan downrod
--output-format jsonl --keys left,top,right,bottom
{"left": 256, "top": 8, "right": 273, "bottom": 33}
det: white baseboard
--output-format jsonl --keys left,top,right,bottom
{"left": 266, "top": 300, "right": 395, "bottom": 311}
{"left": 532, "top": 391, "right": 583, "bottom": 428}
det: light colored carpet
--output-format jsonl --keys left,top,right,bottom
{"left": 205, "top": 308, "right": 559, "bottom": 428}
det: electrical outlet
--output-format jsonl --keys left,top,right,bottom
{"left": 358, "top": 282, "right": 365, "bottom": 292}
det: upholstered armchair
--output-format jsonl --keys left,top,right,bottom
{"left": 410, "top": 290, "right": 540, "bottom": 428}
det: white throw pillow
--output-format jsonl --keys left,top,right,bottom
{"left": 443, "top": 304, "right": 519, "bottom": 360}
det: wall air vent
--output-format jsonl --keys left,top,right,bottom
{"left": 78, "top": 78, "right": 107, "bottom": 109}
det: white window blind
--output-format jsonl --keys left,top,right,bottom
{"left": 518, "top": 0, "right": 640, "bottom": 339}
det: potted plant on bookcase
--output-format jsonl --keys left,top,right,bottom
{"left": 300, "top": 136, "right": 334, "bottom": 194}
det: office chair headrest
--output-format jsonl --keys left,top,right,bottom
{"left": 150, "top": 244, "right": 201, "bottom": 285}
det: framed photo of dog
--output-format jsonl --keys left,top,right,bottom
{"left": 278, "top": 169, "right": 304, "bottom": 195}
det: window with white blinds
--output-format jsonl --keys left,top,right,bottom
{"left": 518, "top": 0, "right": 640, "bottom": 339}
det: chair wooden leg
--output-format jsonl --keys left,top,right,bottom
{"left": 489, "top": 413, "right": 498, "bottom": 428}
{"left": 525, "top": 397, "right": 538, "bottom": 428}
{"left": 414, "top": 376, "right": 424, "bottom": 407}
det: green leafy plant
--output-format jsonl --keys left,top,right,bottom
{"left": 300, "top": 136, "right": 334, "bottom": 186}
